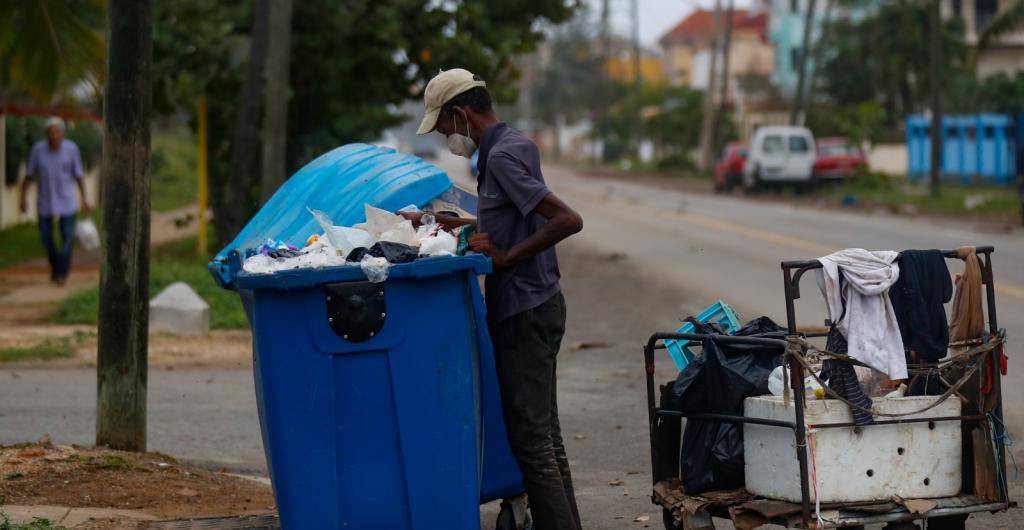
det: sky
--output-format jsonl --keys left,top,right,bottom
{"left": 584, "top": 0, "right": 755, "bottom": 48}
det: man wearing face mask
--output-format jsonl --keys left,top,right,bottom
{"left": 411, "top": 69, "right": 584, "bottom": 530}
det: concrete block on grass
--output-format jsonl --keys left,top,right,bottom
{"left": 149, "top": 281, "right": 209, "bottom": 336}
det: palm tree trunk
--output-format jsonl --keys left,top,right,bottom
{"left": 259, "top": 0, "right": 293, "bottom": 204}
{"left": 96, "top": 0, "right": 153, "bottom": 452}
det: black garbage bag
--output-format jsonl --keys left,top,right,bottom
{"left": 346, "top": 242, "right": 420, "bottom": 264}
{"left": 670, "top": 316, "right": 786, "bottom": 494}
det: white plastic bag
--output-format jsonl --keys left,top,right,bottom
{"left": 419, "top": 230, "right": 457, "bottom": 257}
{"left": 75, "top": 218, "right": 100, "bottom": 250}
{"left": 360, "top": 256, "right": 390, "bottom": 283}
{"left": 308, "top": 208, "right": 375, "bottom": 256}
{"left": 364, "top": 204, "right": 404, "bottom": 239}
{"left": 768, "top": 365, "right": 824, "bottom": 399}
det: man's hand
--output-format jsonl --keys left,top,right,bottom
{"left": 81, "top": 200, "right": 92, "bottom": 214}
{"left": 469, "top": 232, "right": 512, "bottom": 269}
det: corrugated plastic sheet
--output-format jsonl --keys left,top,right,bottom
{"left": 209, "top": 143, "right": 452, "bottom": 287}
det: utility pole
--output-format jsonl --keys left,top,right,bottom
{"left": 632, "top": 0, "right": 643, "bottom": 157}
{"left": 716, "top": 0, "right": 736, "bottom": 146}
{"left": 699, "top": 0, "right": 724, "bottom": 172}
{"left": 598, "top": 0, "right": 610, "bottom": 162}
{"left": 790, "top": 0, "right": 818, "bottom": 125}
{"left": 96, "top": 0, "right": 153, "bottom": 452}
{"left": 929, "top": 0, "right": 943, "bottom": 197}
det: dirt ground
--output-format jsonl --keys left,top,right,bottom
{"left": 0, "top": 442, "right": 275, "bottom": 527}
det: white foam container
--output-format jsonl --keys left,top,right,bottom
{"left": 744, "top": 395, "right": 962, "bottom": 503}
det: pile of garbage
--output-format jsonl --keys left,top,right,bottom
{"left": 242, "top": 204, "right": 469, "bottom": 283}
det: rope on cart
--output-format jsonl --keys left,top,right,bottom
{"left": 989, "top": 412, "right": 1018, "bottom": 495}
{"left": 783, "top": 334, "right": 1005, "bottom": 419}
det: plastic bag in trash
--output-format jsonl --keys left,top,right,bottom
{"left": 308, "top": 208, "right": 375, "bottom": 256}
{"left": 371, "top": 242, "right": 419, "bottom": 263}
{"left": 420, "top": 230, "right": 457, "bottom": 257}
{"left": 379, "top": 219, "right": 419, "bottom": 246}
{"left": 75, "top": 218, "right": 100, "bottom": 250}
{"left": 364, "top": 204, "right": 404, "bottom": 238}
{"left": 360, "top": 256, "right": 390, "bottom": 283}
{"left": 670, "top": 316, "right": 786, "bottom": 494}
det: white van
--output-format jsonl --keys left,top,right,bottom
{"left": 742, "top": 126, "right": 816, "bottom": 191}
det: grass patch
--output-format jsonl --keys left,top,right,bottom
{"left": 52, "top": 233, "right": 248, "bottom": 330}
{"left": 0, "top": 512, "right": 67, "bottom": 530}
{"left": 151, "top": 130, "right": 198, "bottom": 213}
{"left": 0, "top": 223, "right": 44, "bottom": 269}
{"left": 90, "top": 455, "right": 129, "bottom": 471}
{"left": 0, "top": 336, "right": 78, "bottom": 363}
{"left": 827, "top": 170, "right": 1021, "bottom": 216}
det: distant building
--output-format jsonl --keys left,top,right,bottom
{"left": 605, "top": 52, "right": 666, "bottom": 84}
{"left": 658, "top": 9, "right": 774, "bottom": 91}
{"left": 768, "top": 0, "right": 877, "bottom": 96}
{"left": 943, "top": 0, "right": 1024, "bottom": 76}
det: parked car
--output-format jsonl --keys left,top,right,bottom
{"left": 742, "top": 126, "right": 816, "bottom": 191}
{"left": 713, "top": 142, "right": 747, "bottom": 191}
{"left": 814, "top": 137, "right": 867, "bottom": 179}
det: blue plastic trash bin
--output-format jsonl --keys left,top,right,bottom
{"left": 209, "top": 144, "right": 523, "bottom": 529}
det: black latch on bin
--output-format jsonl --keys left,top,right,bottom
{"left": 325, "top": 281, "right": 386, "bottom": 342}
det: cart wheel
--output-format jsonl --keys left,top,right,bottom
{"left": 926, "top": 513, "right": 968, "bottom": 530}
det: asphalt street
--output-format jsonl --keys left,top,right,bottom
{"left": 1, "top": 155, "right": 1021, "bottom": 529}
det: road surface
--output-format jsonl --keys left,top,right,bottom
{"left": 1, "top": 155, "right": 1020, "bottom": 528}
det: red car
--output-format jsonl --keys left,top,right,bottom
{"left": 714, "top": 142, "right": 747, "bottom": 191}
{"left": 814, "top": 137, "right": 867, "bottom": 179}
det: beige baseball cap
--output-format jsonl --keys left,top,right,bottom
{"left": 416, "top": 68, "right": 487, "bottom": 135}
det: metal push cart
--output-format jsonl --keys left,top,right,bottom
{"left": 644, "top": 247, "right": 1011, "bottom": 529}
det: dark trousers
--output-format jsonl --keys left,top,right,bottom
{"left": 490, "top": 292, "right": 582, "bottom": 530}
{"left": 39, "top": 214, "right": 76, "bottom": 280}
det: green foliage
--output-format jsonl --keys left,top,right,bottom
{"left": 54, "top": 234, "right": 248, "bottom": 329}
{"left": 970, "top": 0, "right": 1024, "bottom": 70}
{"left": 153, "top": 0, "right": 579, "bottom": 245}
{"left": 151, "top": 130, "right": 199, "bottom": 213}
{"left": 830, "top": 101, "right": 885, "bottom": 155}
{"left": 0, "top": 0, "right": 105, "bottom": 103}
{"left": 819, "top": 2, "right": 966, "bottom": 124}
{"left": 946, "top": 71, "right": 1024, "bottom": 113}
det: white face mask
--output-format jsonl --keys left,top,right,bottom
{"left": 446, "top": 110, "right": 476, "bottom": 158}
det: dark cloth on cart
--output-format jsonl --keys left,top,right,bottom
{"left": 820, "top": 273, "right": 878, "bottom": 425}
{"left": 889, "top": 249, "right": 952, "bottom": 362}
{"left": 821, "top": 306, "right": 876, "bottom": 426}
{"left": 670, "top": 317, "right": 786, "bottom": 494}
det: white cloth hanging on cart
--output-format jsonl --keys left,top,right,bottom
{"left": 816, "top": 248, "right": 907, "bottom": 379}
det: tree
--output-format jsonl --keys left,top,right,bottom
{"left": 153, "top": 0, "right": 577, "bottom": 247}
{"left": 968, "top": 0, "right": 1024, "bottom": 71}
{"left": 96, "top": 0, "right": 153, "bottom": 452}
{"left": 818, "top": 1, "right": 966, "bottom": 126}
{"left": 0, "top": 0, "right": 105, "bottom": 104}
{"left": 260, "top": 0, "right": 293, "bottom": 204}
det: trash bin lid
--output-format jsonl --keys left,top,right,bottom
{"left": 210, "top": 143, "right": 454, "bottom": 288}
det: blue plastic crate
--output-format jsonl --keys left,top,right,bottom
{"left": 665, "top": 300, "right": 741, "bottom": 371}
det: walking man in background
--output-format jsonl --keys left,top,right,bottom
{"left": 19, "top": 117, "right": 90, "bottom": 285}
{"left": 412, "top": 68, "right": 585, "bottom": 530}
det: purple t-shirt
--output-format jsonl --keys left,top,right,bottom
{"left": 27, "top": 139, "right": 84, "bottom": 217}
{"left": 476, "top": 123, "right": 560, "bottom": 323}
